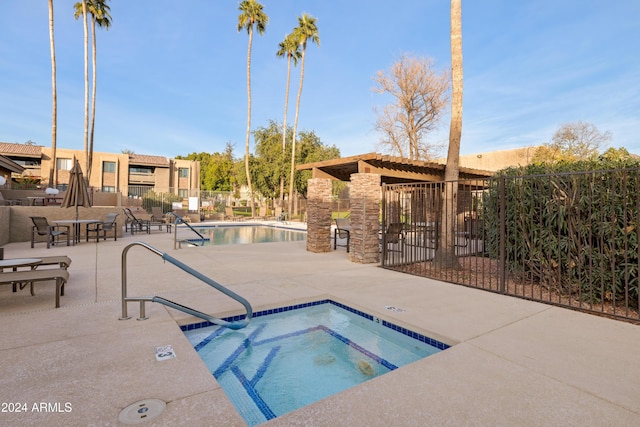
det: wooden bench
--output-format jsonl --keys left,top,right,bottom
{"left": 0, "top": 269, "right": 69, "bottom": 308}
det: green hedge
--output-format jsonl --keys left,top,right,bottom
{"left": 484, "top": 157, "right": 640, "bottom": 307}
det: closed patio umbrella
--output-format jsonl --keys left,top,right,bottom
{"left": 60, "top": 158, "right": 91, "bottom": 220}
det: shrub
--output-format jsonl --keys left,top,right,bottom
{"left": 484, "top": 157, "right": 640, "bottom": 307}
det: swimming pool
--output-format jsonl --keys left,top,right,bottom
{"left": 181, "top": 300, "right": 449, "bottom": 426}
{"left": 187, "top": 225, "right": 306, "bottom": 245}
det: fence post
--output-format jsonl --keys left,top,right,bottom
{"left": 499, "top": 175, "right": 506, "bottom": 294}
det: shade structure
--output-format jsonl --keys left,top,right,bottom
{"left": 60, "top": 158, "right": 91, "bottom": 220}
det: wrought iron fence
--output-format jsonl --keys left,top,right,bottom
{"left": 381, "top": 169, "right": 640, "bottom": 324}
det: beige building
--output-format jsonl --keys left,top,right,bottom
{"left": 0, "top": 142, "right": 200, "bottom": 197}
{"left": 438, "top": 146, "right": 539, "bottom": 172}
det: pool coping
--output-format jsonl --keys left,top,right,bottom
{"left": 1, "top": 229, "right": 639, "bottom": 426}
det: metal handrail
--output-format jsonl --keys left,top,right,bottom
{"left": 169, "top": 212, "right": 206, "bottom": 249}
{"left": 119, "top": 241, "right": 252, "bottom": 330}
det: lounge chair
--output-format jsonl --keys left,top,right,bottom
{"left": 334, "top": 218, "right": 351, "bottom": 252}
{"left": 0, "top": 192, "right": 22, "bottom": 205}
{"left": 151, "top": 207, "right": 172, "bottom": 232}
{"left": 86, "top": 213, "right": 119, "bottom": 242}
{"left": 8, "top": 255, "right": 72, "bottom": 293}
{"left": 123, "top": 208, "right": 150, "bottom": 234}
{"left": 30, "top": 216, "right": 70, "bottom": 249}
{"left": 0, "top": 269, "right": 69, "bottom": 308}
{"left": 224, "top": 207, "right": 239, "bottom": 221}
{"left": 173, "top": 209, "right": 191, "bottom": 223}
{"left": 37, "top": 255, "right": 72, "bottom": 270}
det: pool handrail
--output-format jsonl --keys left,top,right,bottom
{"left": 169, "top": 212, "right": 207, "bottom": 249}
{"left": 119, "top": 241, "right": 252, "bottom": 330}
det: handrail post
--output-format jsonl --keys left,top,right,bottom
{"left": 119, "top": 243, "right": 131, "bottom": 320}
{"left": 138, "top": 300, "right": 148, "bottom": 320}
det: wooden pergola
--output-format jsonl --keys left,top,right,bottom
{"left": 296, "top": 152, "right": 494, "bottom": 184}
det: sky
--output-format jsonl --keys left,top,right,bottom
{"left": 1, "top": 0, "right": 639, "bottom": 160}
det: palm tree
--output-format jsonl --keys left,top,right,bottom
{"left": 72, "top": 1, "right": 89, "bottom": 178}
{"left": 74, "top": 1, "right": 111, "bottom": 183}
{"left": 276, "top": 33, "right": 301, "bottom": 206}
{"left": 435, "top": 0, "right": 463, "bottom": 268}
{"left": 237, "top": 0, "right": 268, "bottom": 217}
{"left": 48, "top": 0, "right": 57, "bottom": 187}
{"left": 287, "top": 13, "right": 320, "bottom": 215}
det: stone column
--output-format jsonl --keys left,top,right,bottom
{"left": 349, "top": 173, "right": 381, "bottom": 263}
{"left": 306, "top": 178, "right": 332, "bottom": 253}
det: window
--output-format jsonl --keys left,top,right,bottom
{"left": 178, "top": 189, "right": 188, "bottom": 198}
{"left": 102, "top": 186, "right": 116, "bottom": 193}
{"left": 129, "top": 167, "right": 153, "bottom": 175}
{"left": 56, "top": 158, "right": 72, "bottom": 171}
{"left": 178, "top": 168, "right": 189, "bottom": 178}
{"left": 103, "top": 161, "right": 116, "bottom": 173}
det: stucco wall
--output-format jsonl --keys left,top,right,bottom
{"left": 449, "top": 147, "right": 539, "bottom": 172}
{"left": 6, "top": 206, "right": 126, "bottom": 243}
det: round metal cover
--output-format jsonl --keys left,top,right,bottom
{"left": 118, "top": 399, "right": 166, "bottom": 424}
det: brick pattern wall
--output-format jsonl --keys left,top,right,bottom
{"left": 349, "top": 173, "right": 381, "bottom": 264}
{"left": 306, "top": 178, "right": 332, "bottom": 253}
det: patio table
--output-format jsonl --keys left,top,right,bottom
{"left": 52, "top": 219, "right": 101, "bottom": 245}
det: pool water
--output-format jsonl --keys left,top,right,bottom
{"left": 191, "top": 225, "right": 306, "bottom": 245}
{"left": 182, "top": 300, "right": 448, "bottom": 426}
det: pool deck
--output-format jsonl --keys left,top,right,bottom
{"left": 1, "top": 221, "right": 639, "bottom": 426}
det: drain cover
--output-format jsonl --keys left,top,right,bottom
{"left": 118, "top": 399, "right": 166, "bottom": 425}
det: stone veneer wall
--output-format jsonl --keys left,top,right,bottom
{"left": 306, "top": 178, "right": 332, "bottom": 253}
{"left": 349, "top": 173, "right": 381, "bottom": 264}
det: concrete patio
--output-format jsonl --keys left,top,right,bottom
{"left": 1, "top": 223, "right": 639, "bottom": 426}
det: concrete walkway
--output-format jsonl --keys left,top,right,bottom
{"left": 0, "top": 223, "right": 639, "bottom": 426}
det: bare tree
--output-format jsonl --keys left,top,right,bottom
{"left": 373, "top": 54, "right": 449, "bottom": 161}
{"left": 533, "top": 121, "right": 612, "bottom": 163}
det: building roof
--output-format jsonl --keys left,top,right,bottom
{"left": 128, "top": 153, "right": 170, "bottom": 167}
{"left": 296, "top": 152, "right": 494, "bottom": 184}
{"left": 0, "top": 142, "right": 43, "bottom": 158}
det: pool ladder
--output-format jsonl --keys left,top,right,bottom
{"left": 119, "top": 242, "right": 252, "bottom": 330}
{"left": 169, "top": 212, "right": 207, "bottom": 249}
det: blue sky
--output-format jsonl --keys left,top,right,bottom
{"left": 1, "top": 0, "right": 639, "bottom": 160}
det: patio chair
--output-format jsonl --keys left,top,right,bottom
{"left": 123, "top": 208, "right": 150, "bottom": 235}
{"left": 151, "top": 207, "right": 167, "bottom": 223}
{"left": 30, "top": 216, "right": 70, "bottom": 249}
{"left": 334, "top": 218, "right": 351, "bottom": 252}
{"left": 151, "top": 207, "right": 172, "bottom": 232}
{"left": 86, "top": 213, "right": 119, "bottom": 242}
{"left": 382, "top": 222, "right": 405, "bottom": 254}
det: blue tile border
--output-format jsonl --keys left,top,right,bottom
{"left": 180, "top": 299, "right": 450, "bottom": 351}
